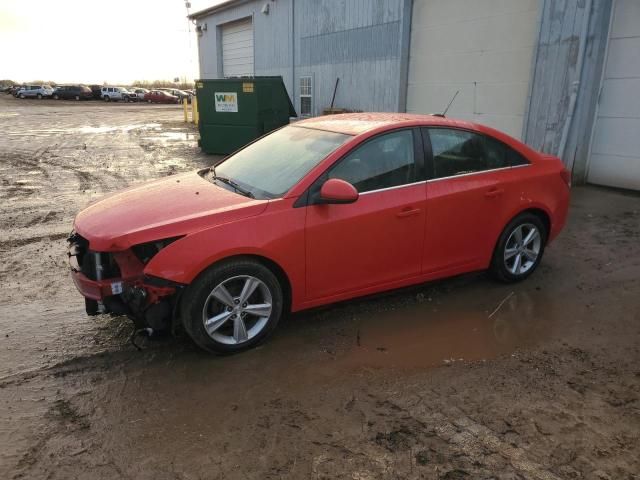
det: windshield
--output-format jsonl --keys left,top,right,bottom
{"left": 213, "top": 126, "right": 350, "bottom": 199}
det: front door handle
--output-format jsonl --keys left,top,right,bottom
{"left": 396, "top": 207, "right": 421, "bottom": 218}
{"left": 484, "top": 187, "right": 504, "bottom": 198}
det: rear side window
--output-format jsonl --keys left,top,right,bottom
{"left": 329, "top": 130, "right": 416, "bottom": 193}
{"left": 425, "top": 128, "right": 529, "bottom": 179}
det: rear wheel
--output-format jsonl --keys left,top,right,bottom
{"left": 75, "top": 95, "right": 80, "bottom": 101}
{"left": 181, "top": 259, "right": 283, "bottom": 354}
{"left": 53, "top": 94, "right": 59, "bottom": 100}
{"left": 104, "top": 95, "right": 110, "bottom": 102}
{"left": 489, "top": 213, "right": 547, "bottom": 283}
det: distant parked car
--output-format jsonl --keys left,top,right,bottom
{"left": 17, "top": 85, "right": 54, "bottom": 99}
{"left": 161, "top": 88, "right": 192, "bottom": 103}
{"left": 53, "top": 85, "right": 93, "bottom": 101}
{"left": 10, "top": 85, "right": 25, "bottom": 96}
{"left": 144, "top": 90, "right": 179, "bottom": 104}
{"left": 132, "top": 88, "right": 150, "bottom": 101}
{"left": 89, "top": 85, "right": 103, "bottom": 100}
{"left": 121, "top": 88, "right": 139, "bottom": 102}
{"left": 101, "top": 86, "right": 129, "bottom": 102}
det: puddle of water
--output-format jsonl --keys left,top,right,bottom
{"left": 338, "top": 291, "right": 548, "bottom": 369}
{"left": 145, "top": 289, "right": 556, "bottom": 395}
{"left": 76, "top": 123, "right": 161, "bottom": 134}
{"left": 142, "top": 131, "right": 193, "bottom": 142}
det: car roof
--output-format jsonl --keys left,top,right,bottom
{"left": 295, "top": 112, "right": 488, "bottom": 136}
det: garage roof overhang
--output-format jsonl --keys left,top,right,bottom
{"left": 188, "top": 0, "right": 252, "bottom": 20}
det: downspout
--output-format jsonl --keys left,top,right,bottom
{"left": 290, "top": 0, "right": 295, "bottom": 112}
{"left": 557, "top": 0, "right": 593, "bottom": 167}
{"left": 398, "top": 0, "right": 413, "bottom": 112}
{"left": 521, "top": 0, "right": 546, "bottom": 142}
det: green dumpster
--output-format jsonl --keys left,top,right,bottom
{"left": 195, "top": 76, "right": 297, "bottom": 155}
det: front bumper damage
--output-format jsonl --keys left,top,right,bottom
{"left": 68, "top": 232, "right": 183, "bottom": 331}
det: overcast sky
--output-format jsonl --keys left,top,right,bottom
{"left": 0, "top": 0, "right": 226, "bottom": 84}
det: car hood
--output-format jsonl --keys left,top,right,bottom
{"left": 74, "top": 171, "right": 267, "bottom": 251}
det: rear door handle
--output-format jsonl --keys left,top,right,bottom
{"left": 396, "top": 207, "right": 421, "bottom": 218}
{"left": 484, "top": 188, "right": 504, "bottom": 198}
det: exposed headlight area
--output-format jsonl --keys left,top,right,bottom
{"left": 67, "top": 231, "right": 121, "bottom": 280}
{"left": 131, "top": 236, "right": 184, "bottom": 264}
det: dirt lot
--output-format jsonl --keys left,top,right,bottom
{"left": 1, "top": 95, "right": 639, "bottom": 480}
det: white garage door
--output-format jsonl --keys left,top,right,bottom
{"left": 587, "top": 0, "right": 640, "bottom": 190}
{"left": 222, "top": 18, "right": 254, "bottom": 77}
{"left": 406, "top": 0, "right": 538, "bottom": 139}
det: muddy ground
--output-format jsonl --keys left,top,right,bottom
{"left": 0, "top": 94, "right": 639, "bottom": 479}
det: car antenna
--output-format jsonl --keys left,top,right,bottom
{"left": 432, "top": 90, "right": 459, "bottom": 118}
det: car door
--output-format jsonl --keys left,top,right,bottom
{"left": 304, "top": 128, "right": 427, "bottom": 300}
{"left": 421, "top": 127, "right": 526, "bottom": 274}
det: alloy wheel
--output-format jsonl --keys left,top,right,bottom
{"left": 503, "top": 223, "right": 541, "bottom": 275}
{"left": 202, "top": 275, "right": 273, "bottom": 345}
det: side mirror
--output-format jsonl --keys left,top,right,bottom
{"left": 319, "top": 178, "right": 359, "bottom": 204}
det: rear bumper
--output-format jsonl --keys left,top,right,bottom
{"left": 549, "top": 188, "right": 570, "bottom": 243}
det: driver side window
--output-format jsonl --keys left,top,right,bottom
{"left": 328, "top": 130, "right": 416, "bottom": 193}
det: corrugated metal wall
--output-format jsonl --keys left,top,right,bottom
{"left": 522, "top": 0, "right": 612, "bottom": 182}
{"left": 195, "top": 0, "right": 410, "bottom": 116}
{"left": 294, "top": 0, "right": 407, "bottom": 114}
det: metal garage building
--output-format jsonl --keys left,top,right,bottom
{"left": 190, "top": 0, "right": 639, "bottom": 190}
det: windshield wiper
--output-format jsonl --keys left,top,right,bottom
{"left": 211, "top": 171, "right": 254, "bottom": 198}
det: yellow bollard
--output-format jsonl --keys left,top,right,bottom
{"left": 192, "top": 97, "right": 199, "bottom": 126}
{"left": 183, "top": 98, "right": 188, "bottom": 122}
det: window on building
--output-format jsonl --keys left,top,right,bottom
{"left": 300, "top": 76, "right": 312, "bottom": 116}
{"left": 425, "top": 128, "right": 529, "bottom": 179}
{"left": 328, "top": 130, "right": 416, "bottom": 193}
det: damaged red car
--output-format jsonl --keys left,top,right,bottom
{"left": 68, "top": 113, "right": 570, "bottom": 354}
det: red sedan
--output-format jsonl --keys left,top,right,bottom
{"left": 143, "top": 90, "right": 179, "bottom": 104}
{"left": 68, "top": 113, "right": 570, "bottom": 353}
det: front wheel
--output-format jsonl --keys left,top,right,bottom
{"left": 37, "top": 93, "right": 42, "bottom": 99}
{"left": 181, "top": 259, "right": 283, "bottom": 354}
{"left": 489, "top": 213, "right": 547, "bottom": 283}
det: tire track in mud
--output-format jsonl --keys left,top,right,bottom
{"left": 0, "top": 232, "right": 68, "bottom": 251}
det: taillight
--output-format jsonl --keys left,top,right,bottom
{"left": 560, "top": 168, "right": 572, "bottom": 187}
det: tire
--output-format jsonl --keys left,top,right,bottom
{"left": 181, "top": 258, "right": 283, "bottom": 354}
{"left": 19, "top": 94, "right": 25, "bottom": 99}
{"left": 75, "top": 95, "right": 80, "bottom": 101}
{"left": 489, "top": 213, "right": 547, "bottom": 283}
{"left": 37, "top": 93, "right": 42, "bottom": 99}
{"left": 104, "top": 95, "right": 110, "bottom": 102}
{"left": 53, "top": 94, "right": 59, "bottom": 100}
{"left": 147, "top": 99, "right": 152, "bottom": 103}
